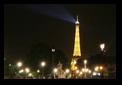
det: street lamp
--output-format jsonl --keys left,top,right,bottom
{"left": 95, "top": 66, "right": 99, "bottom": 71}
{"left": 53, "top": 68, "right": 57, "bottom": 79}
{"left": 100, "top": 66, "right": 104, "bottom": 78}
{"left": 76, "top": 70, "right": 80, "bottom": 78}
{"left": 25, "top": 68, "right": 30, "bottom": 79}
{"left": 100, "top": 43, "right": 105, "bottom": 55}
{"left": 84, "top": 60, "right": 87, "bottom": 79}
{"left": 17, "top": 62, "right": 22, "bottom": 78}
{"left": 25, "top": 68, "right": 30, "bottom": 73}
{"left": 66, "top": 69, "right": 69, "bottom": 73}
{"left": 52, "top": 47, "right": 55, "bottom": 78}
{"left": 28, "top": 73, "right": 33, "bottom": 79}
{"left": 17, "top": 62, "right": 22, "bottom": 67}
{"left": 100, "top": 43, "right": 105, "bottom": 78}
{"left": 88, "top": 70, "right": 92, "bottom": 78}
{"left": 37, "top": 70, "right": 40, "bottom": 79}
{"left": 52, "top": 48, "right": 55, "bottom": 69}
{"left": 100, "top": 43, "right": 106, "bottom": 55}
{"left": 65, "top": 69, "right": 70, "bottom": 78}
{"left": 37, "top": 70, "right": 40, "bottom": 73}
{"left": 19, "top": 69, "right": 24, "bottom": 73}
{"left": 80, "top": 71, "right": 83, "bottom": 75}
{"left": 41, "top": 61, "right": 46, "bottom": 79}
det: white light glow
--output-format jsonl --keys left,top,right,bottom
{"left": 54, "top": 68, "right": 57, "bottom": 73}
{"left": 41, "top": 62, "right": 46, "bottom": 67}
{"left": 25, "top": 68, "right": 30, "bottom": 73}
{"left": 66, "top": 69, "right": 69, "bottom": 73}
{"left": 93, "top": 72, "right": 97, "bottom": 76}
{"left": 84, "top": 60, "right": 87, "bottom": 64}
{"left": 17, "top": 62, "right": 22, "bottom": 67}
{"left": 100, "top": 43, "right": 105, "bottom": 51}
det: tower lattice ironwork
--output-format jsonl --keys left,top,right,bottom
{"left": 71, "top": 16, "right": 81, "bottom": 76}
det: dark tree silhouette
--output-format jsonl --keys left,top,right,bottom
{"left": 24, "top": 42, "right": 69, "bottom": 76}
{"left": 4, "top": 58, "right": 18, "bottom": 78}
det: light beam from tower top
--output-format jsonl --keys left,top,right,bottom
{"left": 75, "top": 15, "right": 79, "bottom": 24}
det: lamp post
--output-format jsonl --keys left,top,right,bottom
{"left": 25, "top": 68, "right": 30, "bottom": 79}
{"left": 65, "top": 69, "right": 70, "bottom": 78}
{"left": 17, "top": 61, "right": 22, "bottom": 78}
{"left": 100, "top": 43, "right": 105, "bottom": 62}
{"left": 52, "top": 47, "right": 55, "bottom": 78}
{"left": 28, "top": 73, "right": 32, "bottom": 79}
{"left": 100, "top": 66, "right": 104, "bottom": 78}
{"left": 37, "top": 70, "right": 40, "bottom": 79}
{"left": 100, "top": 43, "right": 105, "bottom": 55}
{"left": 100, "top": 43, "right": 105, "bottom": 78}
{"left": 19, "top": 69, "right": 24, "bottom": 79}
{"left": 84, "top": 60, "right": 87, "bottom": 79}
{"left": 41, "top": 61, "right": 45, "bottom": 79}
{"left": 19, "top": 69, "right": 24, "bottom": 73}
{"left": 100, "top": 43, "right": 105, "bottom": 51}
{"left": 52, "top": 48, "right": 55, "bottom": 68}
{"left": 54, "top": 68, "right": 57, "bottom": 79}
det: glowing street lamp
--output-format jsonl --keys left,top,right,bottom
{"left": 52, "top": 48, "right": 55, "bottom": 52}
{"left": 25, "top": 68, "right": 30, "bottom": 73}
{"left": 54, "top": 68, "right": 57, "bottom": 79}
{"left": 100, "top": 43, "right": 106, "bottom": 56}
{"left": 84, "top": 60, "right": 87, "bottom": 79}
{"left": 54, "top": 68, "right": 57, "bottom": 73}
{"left": 37, "top": 70, "right": 40, "bottom": 73}
{"left": 25, "top": 68, "right": 30, "bottom": 79}
{"left": 82, "top": 68, "right": 85, "bottom": 72}
{"left": 41, "top": 61, "right": 46, "bottom": 67}
{"left": 52, "top": 48, "right": 55, "bottom": 74}
{"left": 28, "top": 73, "right": 32, "bottom": 77}
{"left": 100, "top": 43, "right": 105, "bottom": 51}
{"left": 41, "top": 61, "right": 46, "bottom": 79}
{"left": 80, "top": 72, "right": 83, "bottom": 75}
{"left": 17, "top": 62, "right": 22, "bottom": 67}
{"left": 66, "top": 69, "right": 69, "bottom": 73}
{"left": 100, "top": 66, "right": 103, "bottom": 70}
{"left": 100, "top": 66, "right": 104, "bottom": 78}
{"left": 28, "top": 73, "right": 33, "bottom": 79}
{"left": 65, "top": 69, "right": 70, "bottom": 78}
{"left": 36, "top": 69, "right": 40, "bottom": 79}
{"left": 100, "top": 43, "right": 105, "bottom": 77}
{"left": 9, "top": 64, "right": 11, "bottom": 66}
{"left": 17, "top": 62, "right": 23, "bottom": 78}
{"left": 95, "top": 66, "right": 99, "bottom": 71}
{"left": 88, "top": 70, "right": 91, "bottom": 73}
{"left": 76, "top": 70, "right": 79, "bottom": 73}
{"left": 74, "top": 60, "right": 77, "bottom": 65}
{"left": 19, "top": 69, "right": 24, "bottom": 73}
{"left": 84, "top": 60, "right": 87, "bottom": 64}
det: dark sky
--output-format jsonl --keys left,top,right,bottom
{"left": 4, "top": 4, "right": 116, "bottom": 61}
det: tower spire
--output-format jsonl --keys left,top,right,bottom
{"left": 76, "top": 15, "right": 79, "bottom": 24}
{"left": 77, "top": 15, "right": 78, "bottom": 22}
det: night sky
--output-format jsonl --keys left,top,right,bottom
{"left": 4, "top": 4, "right": 116, "bottom": 61}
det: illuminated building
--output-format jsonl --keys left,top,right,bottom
{"left": 71, "top": 16, "right": 81, "bottom": 78}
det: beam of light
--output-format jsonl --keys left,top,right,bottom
{"left": 16, "top": 4, "right": 76, "bottom": 23}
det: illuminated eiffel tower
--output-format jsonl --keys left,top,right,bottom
{"left": 71, "top": 16, "right": 81, "bottom": 77}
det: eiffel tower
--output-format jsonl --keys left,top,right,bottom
{"left": 71, "top": 16, "right": 81, "bottom": 78}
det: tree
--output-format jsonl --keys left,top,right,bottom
{"left": 4, "top": 58, "right": 17, "bottom": 78}
{"left": 53, "top": 49, "right": 69, "bottom": 69}
{"left": 24, "top": 42, "right": 69, "bottom": 77}
{"left": 88, "top": 53, "right": 116, "bottom": 67}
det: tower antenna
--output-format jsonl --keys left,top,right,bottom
{"left": 77, "top": 15, "right": 78, "bottom": 22}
